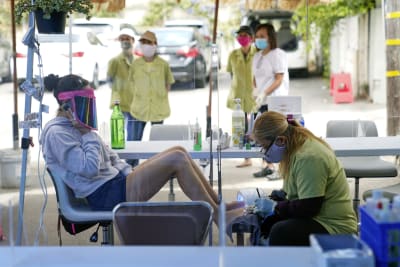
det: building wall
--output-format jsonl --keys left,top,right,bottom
{"left": 330, "top": 8, "right": 387, "bottom": 104}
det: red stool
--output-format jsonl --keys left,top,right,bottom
{"left": 331, "top": 72, "right": 354, "bottom": 103}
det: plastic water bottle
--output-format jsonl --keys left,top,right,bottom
{"left": 110, "top": 100, "right": 125, "bottom": 149}
{"left": 193, "top": 118, "right": 202, "bottom": 151}
{"left": 232, "top": 98, "right": 245, "bottom": 148}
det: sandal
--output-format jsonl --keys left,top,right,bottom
{"left": 236, "top": 159, "right": 252, "bottom": 168}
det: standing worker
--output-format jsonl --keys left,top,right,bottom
{"left": 129, "top": 30, "right": 175, "bottom": 166}
{"left": 226, "top": 25, "right": 257, "bottom": 168}
{"left": 252, "top": 23, "right": 289, "bottom": 180}
{"left": 107, "top": 28, "right": 136, "bottom": 166}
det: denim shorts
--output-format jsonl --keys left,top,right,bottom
{"left": 86, "top": 172, "right": 127, "bottom": 211}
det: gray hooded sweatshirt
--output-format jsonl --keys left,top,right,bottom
{"left": 40, "top": 116, "right": 131, "bottom": 198}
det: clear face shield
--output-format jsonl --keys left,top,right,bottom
{"left": 58, "top": 89, "right": 98, "bottom": 130}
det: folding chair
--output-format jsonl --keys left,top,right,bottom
{"left": 47, "top": 169, "right": 114, "bottom": 245}
{"left": 112, "top": 201, "right": 213, "bottom": 245}
{"left": 326, "top": 120, "right": 398, "bottom": 215}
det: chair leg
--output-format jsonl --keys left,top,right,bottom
{"left": 168, "top": 178, "right": 175, "bottom": 202}
{"left": 353, "top": 177, "right": 360, "bottom": 218}
{"left": 102, "top": 224, "right": 114, "bottom": 246}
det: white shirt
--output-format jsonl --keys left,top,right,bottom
{"left": 252, "top": 48, "right": 289, "bottom": 105}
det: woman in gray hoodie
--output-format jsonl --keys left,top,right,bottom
{"left": 40, "top": 74, "right": 244, "bottom": 225}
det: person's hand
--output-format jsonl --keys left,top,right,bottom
{"left": 269, "top": 189, "right": 287, "bottom": 201}
{"left": 255, "top": 94, "right": 265, "bottom": 109}
{"left": 63, "top": 104, "right": 91, "bottom": 135}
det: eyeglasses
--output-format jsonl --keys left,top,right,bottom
{"left": 259, "top": 137, "right": 276, "bottom": 154}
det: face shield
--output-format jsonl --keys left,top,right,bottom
{"left": 58, "top": 89, "right": 98, "bottom": 130}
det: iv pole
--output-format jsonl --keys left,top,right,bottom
{"left": 16, "top": 7, "right": 36, "bottom": 245}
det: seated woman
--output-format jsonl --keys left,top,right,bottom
{"left": 252, "top": 111, "right": 357, "bottom": 246}
{"left": 40, "top": 74, "right": 244, "bottom": 225}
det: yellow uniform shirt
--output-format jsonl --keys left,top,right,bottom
{"left": 226, "top": 46, "right": 257, "bottom": 113}
{"left": 129, "top": 56, "right": 175, "bottom": 122}
{"left": 107, "top": 53, "right": 134, "bottom": 112}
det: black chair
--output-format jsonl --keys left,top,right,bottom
{"left": 326, "top": 120, "right": 398, "bottom": 215}
{"left": 47, "top": 169, "right": 114, "bottom": 245}
{"left": 112, "top": 201, "right": 213, "bottom": 245}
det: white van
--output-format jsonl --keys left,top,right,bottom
{"left": 241, "top": 9, "right": 322, "bottom": 76}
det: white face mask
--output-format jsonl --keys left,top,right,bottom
{"left": 141, "top": 44, "right": 156, "bottom": 58}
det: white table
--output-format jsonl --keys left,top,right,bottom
{"left": 116, "top": 140, "right": 263, "bottom": 159}
{"left": 115, "top": 136, "right": 400, "bottom": 159}
{"left": 0, "top": 246, "right": 314, "bottom": 267}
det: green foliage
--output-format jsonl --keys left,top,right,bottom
{"left": 0, "top": 1, "right": 11, "bottom": 37}
{"left": 15, "top": 0, "right": 93, "bottom": 24}
{"left": 292, "top": 0, "right": 375, "bottom": 78}
{"left": 140, "top": 0, "right": 241, "bottom": 45}
{"left": 140, "top": 0, "right": 213, "bottom": 27}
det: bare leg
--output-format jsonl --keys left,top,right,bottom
{"left": 132, "top": 146, "right": 243, "bottom": 210}
{"left": 126, "top": 147, "right": 220, "bottom": 220}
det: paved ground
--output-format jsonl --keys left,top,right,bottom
{"left": 0, "top": 73, "right": 398, "bottom": 246}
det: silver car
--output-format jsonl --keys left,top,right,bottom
{"left": 0, "top": 34, "right": 12, "bottom": 83}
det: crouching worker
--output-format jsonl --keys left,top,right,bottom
{"left": 40, "top": 74, "right": 244, "bottom": 226}
{"left": 252, "top": 111, "right": 357, "bottom": 246}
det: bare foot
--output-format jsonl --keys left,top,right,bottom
{"left": 213, "top": 207, "right": 245, "bottom": 228}
{"left": 226, "top": 201, "right": 245, "bottom": 211}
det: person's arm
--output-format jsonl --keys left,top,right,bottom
{"left": 106, "top": 143, "right": 132, "bottom": 176}
{"left": 49, "top": 129, "right": 101, "bottom": 178}
{"left": 107, "top": 58, "right": 117, "bottom": 85}
{"left": 164, "top": 61, "right": 174, "bottom": 92}
{"left": 263, "top": 72, "right": 284, "bottom": 96}
{"left": 274, "top": 196, "right": 324, "bottom": 219}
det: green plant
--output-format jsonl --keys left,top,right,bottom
{"left": 15, "top": 0, "right": 93, "bottom": 24}
{"left": 292, "top": 0, "right": 375, "bottom": 78}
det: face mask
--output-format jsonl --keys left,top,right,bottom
{"left": 264, "top": 142, "right": 286, "bottom": 163}
{"left": 236, "top": 36, "right": 252, "bottom": 47}
{"left": 141, "top": 44, "right": 157, "bottom": 58}
{"left": 121, "top": 41, "right": 132, "bottom": 50}
{"left": 255, "top": 38, "right": 268, "bottom": 50}
{"left": 58, "top": 89, "right": 98, "bottom": 130}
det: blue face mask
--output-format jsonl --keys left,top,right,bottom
{"left": 255, "top": 38, "right": 268, "bottom": 50}
{"left": 263, "top": 142, "right": 286, "bottom": 163}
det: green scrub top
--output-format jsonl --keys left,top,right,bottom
{"left": 226, "top": 46, "right": 257, "bottom": 113}
{"left": 284, "top": 139, "right": 358, "bottom": 235}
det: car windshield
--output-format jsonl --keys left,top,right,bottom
{"left": 154, "top": 29, "right": 193, "bottom": 46}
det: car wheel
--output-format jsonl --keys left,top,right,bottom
{"left": 90, "top": 64, "right": 99, "bottom": 89}
{"left": 194, "top": 59, "right": 207, "bottom": 88}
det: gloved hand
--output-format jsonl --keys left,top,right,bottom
{"left": 269, "top": 189, "right": 287, "bottom": 201}
{"left": 255, "top": 94, "right": 265, "bottom": 109}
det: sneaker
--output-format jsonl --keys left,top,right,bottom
{"left": 253, "top": 167, "right": 273, "bottom": 178}
{"left": 266, "top": 172, "right": 282, "bottom": 181}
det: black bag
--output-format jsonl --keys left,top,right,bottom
{"left": 58, "top": 215, "right": 97, "bottom": 235}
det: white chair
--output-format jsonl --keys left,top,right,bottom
{"left": 149, "top": 124, "right": 193, "bottom": 201}
{"left": 47, "top": 169, "right": 114, "bottom": 245}
{"left": 326, "top": 120, "right": 398, "bottom": 215}
{"left": 112, "top": 201, "right": 213, "bottom": 245}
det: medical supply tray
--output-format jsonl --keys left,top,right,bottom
{"left": 359, "top": 206, "right": 400, "bottom": 267}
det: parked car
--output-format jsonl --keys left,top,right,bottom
{"left": 164, "top": 19, "right": 221, "bottom": 69}
{"left": 151, "top": 27, "right": 212, "bottom": 88}
{"left": 71, "top": 17, "right": 141, "bottom": 38}
{"left": 241, "top": 9, "right": 322, "bottom": 76}
{"left": 11, "top": 27, "right": 110, "bottom": 89}
{"left": 0, "top": 34, "right": 12, "bottom": 83}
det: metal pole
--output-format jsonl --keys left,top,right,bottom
{"left": 16, "top": 0, "right": 36, "bottom": 245}
{"left": 10, "top": 0, "right": 19, "bottom": 150}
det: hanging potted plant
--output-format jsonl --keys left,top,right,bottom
{"left": 15, "top": 0, "right": 93, "bottom": 34}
